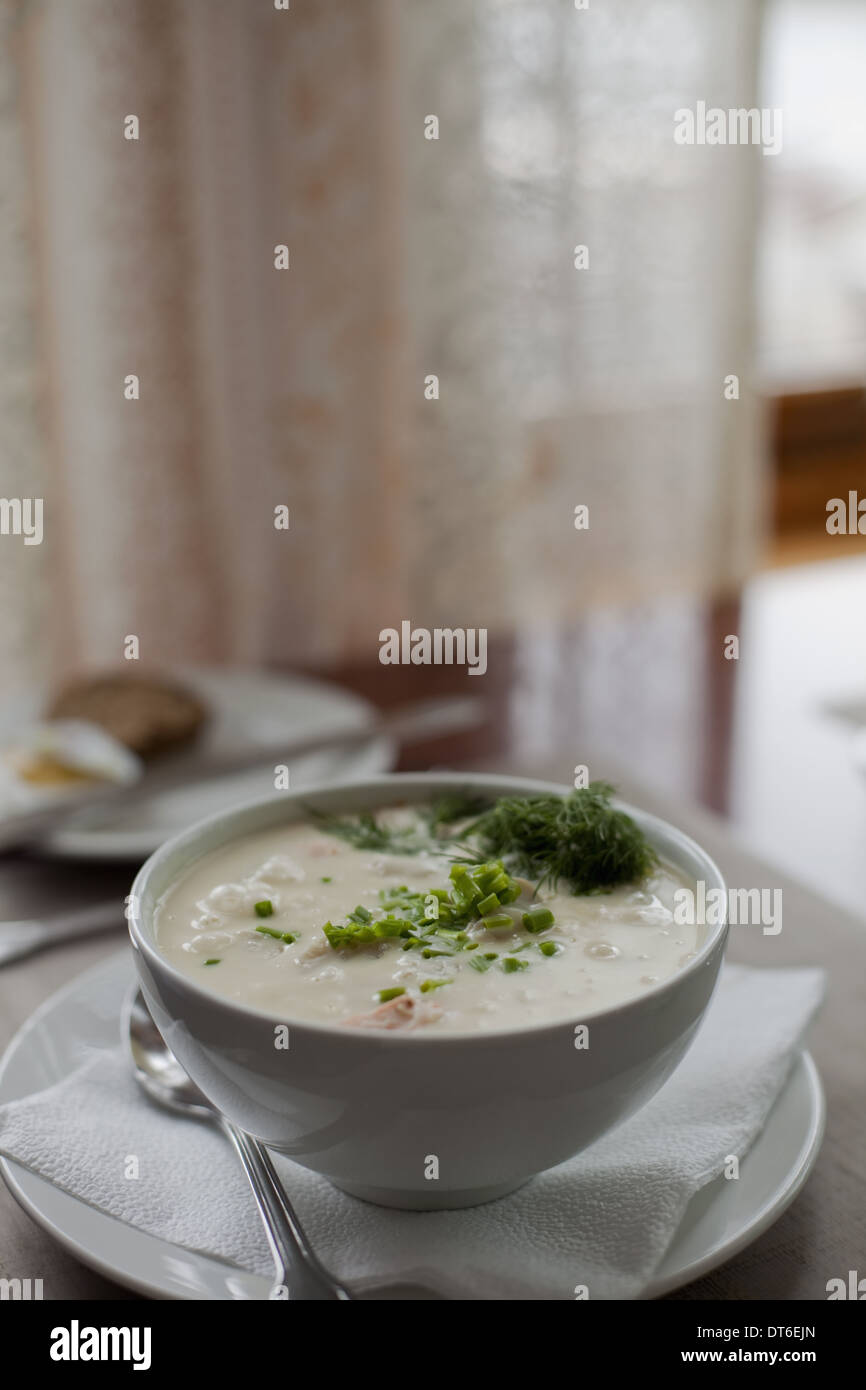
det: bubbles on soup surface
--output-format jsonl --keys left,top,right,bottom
{"left": 584, "top": 941, "right": 620, "bottom": 960}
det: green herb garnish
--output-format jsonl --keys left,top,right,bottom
{"left": 425, "top": 792, "right": 493, "bottom": 835}
{"left": 320, "top": 860, "right": 520, "bottom": 952}
{"left": 538, "top": 940, "right": 560, "bottom": 957}
{"left": 309, "top": 808, "right": 428, "bottom": 855}
{"left": 377, "top": 987, "right": 406, "bottom": 1003}
{"left": 522, "top": 905, "right": 555, "bottom": 933}
{"left": 480, "top": 913, "right": 514, "bottom": 932}
{"left": 501, "top": 956, "right": 529, "bottom": 973}
{"left": 204, "top": 958, "right": 221, "bottom": 965}
{"left": 313, "top": 794, "right": 491, "bottom": 857}
{"left": 420, "top": 978, "right": 452, "bottom": 993}
{"left": 321, "top": 875, "right": 332, "bottom": 883}
{"left": 323, "top": 917, "right": 411, "bottom": 949}
{"left": 255, "top": 926, "right": 297, "bottom": 944}
{"left": 464, "top": 783, "right": 657, "bottom": 894}
{"left": 468, "top": 955, "right": 492, "bottom": 973}
{"left": 254, "top": 900, "right": 274, "bottom": 918}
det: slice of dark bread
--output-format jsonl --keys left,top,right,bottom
{"left": 47, "top": 672, "right": 209, "bottom": 759}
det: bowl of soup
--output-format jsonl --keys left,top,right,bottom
{"left": 128, "top": 773, "right": 728, "bottom": 1209}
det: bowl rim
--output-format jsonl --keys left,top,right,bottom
{"left": 128, "top": 771, "right": 729, "bottom": 1045}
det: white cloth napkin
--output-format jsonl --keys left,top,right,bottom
{"left": 0, "top": 964, "right": 823, "bottom": 1300}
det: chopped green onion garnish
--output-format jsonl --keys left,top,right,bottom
{"left": 420, "top": 978, "right": 452, "bottom": 993}
{"left": 323, "top": 916, "right": 411, "bottom": 949}
{"left": 320, "top": 858, "right": 521, "bottom": 952}
{"left": 483, "top": 951, "right": 499, "bottom": 960}
{"left": 468, "top": 955, "right": 492, "bottom": 972}
{"left": 321, "top": 875, "right": 332, "bottom": 883}
{"left": 480, "top": 913, "right": 513, "bottom": 931}
{"left": 377, "top": 987, "right": 406, "bottom": 1003}
{"left": 538, "top": 940, "right": 560, "bottom": 957}
{"left": 422, "top": 947, "right": 453, "bottom": 958}
{"left": 254, "top": 900, "right": 274, "bottom": 918}
{"left": 204, "top": 958, "right": 221, "bottom": 965}
{"left": 255, "top": 926, "right": 297, "bottom": 944}
{"left": 501, "top": 956, "right": 529, "bottom": 973}
{"left": 522, "top": 905, "right": 555, "bottom": 933}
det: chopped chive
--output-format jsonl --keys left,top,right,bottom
{"left": 320, "top": 875, "right": 332, "bottom": 883}
{"left": 420, "top": 978, "right": 452, "bottom": 993}
{"left": 483, "top": 951, "right": 499, "bottom": 960}
{"left": 254, "top": 900, "right": 274, "bottom": 918}
{"left": 501, "top": 956, "right": 529, "bottom": 973}
{"left": 468, "top": 955, "right": 492, "bottom": 972}
{"left": 477, "top": 892, "right": 500, "bottom": 916}
{"left": 538, "top": 940, "right": 559, "bottom": 957}
{"left": 422, "top": 947, "right": 454, "bottom": 959}
{"left": 319, "top": 857, "right": 521, "bottom": 952}
{"left": 522, "top": 905, "right": 555, "bottom": 933}
{"left": 254, "top": 926, "right": 297, "bottom": 945}
{"left": 204, "top": 958, "right": 221, "bottom": 965}
{"left": 480, "top": 913, "right": 514, "bottom": 931}
{"left": 465, "top": 941, "right": 479, "bottom": 950}
{"left": 377, "top": 987, "right": 406, "bottom": 1003}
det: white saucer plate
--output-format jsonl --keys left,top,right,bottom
{"left": 0, "top": 953, "right": 824, "bottom": 1301}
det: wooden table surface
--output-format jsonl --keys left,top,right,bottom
{"left": 0, "top": 748, "right": 862, "bottom": 1301}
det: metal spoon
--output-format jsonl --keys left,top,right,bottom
{"left": 124, "top": 987, "right": 352, "bottom": 1301}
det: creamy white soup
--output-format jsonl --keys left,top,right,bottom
{"left": 154, "top": 794, "right": 701, "bottom": 1033}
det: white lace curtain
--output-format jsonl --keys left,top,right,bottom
{"left": 0, "top": 0, "right": 766, "bottom": 691}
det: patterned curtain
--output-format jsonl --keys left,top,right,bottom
{"left": 0, "top": 0, "right": 766, "bottom": 686}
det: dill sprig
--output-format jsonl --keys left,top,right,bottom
{"left": 424, "top": 792, "right": 493, "bottom": 835}
{"left": 310, "top": 794, "right": 493, "bottom": 856}
{"left": 463, "top": 783, "right": 657, "bottom": 895}
{"left": 307, "top": 808, "right": 428, "bottom": 855}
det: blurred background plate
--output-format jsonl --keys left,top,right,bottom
{"left": 0, "top": 668, "right": 394, "bottom": 862}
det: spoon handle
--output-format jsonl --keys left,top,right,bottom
{"left": 222, "top": 1122, "right": 352, "bottom": 1300}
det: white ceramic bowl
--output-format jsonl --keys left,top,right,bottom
{"left": 128, "top": 773, "right": 728, "bottom": 1209}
